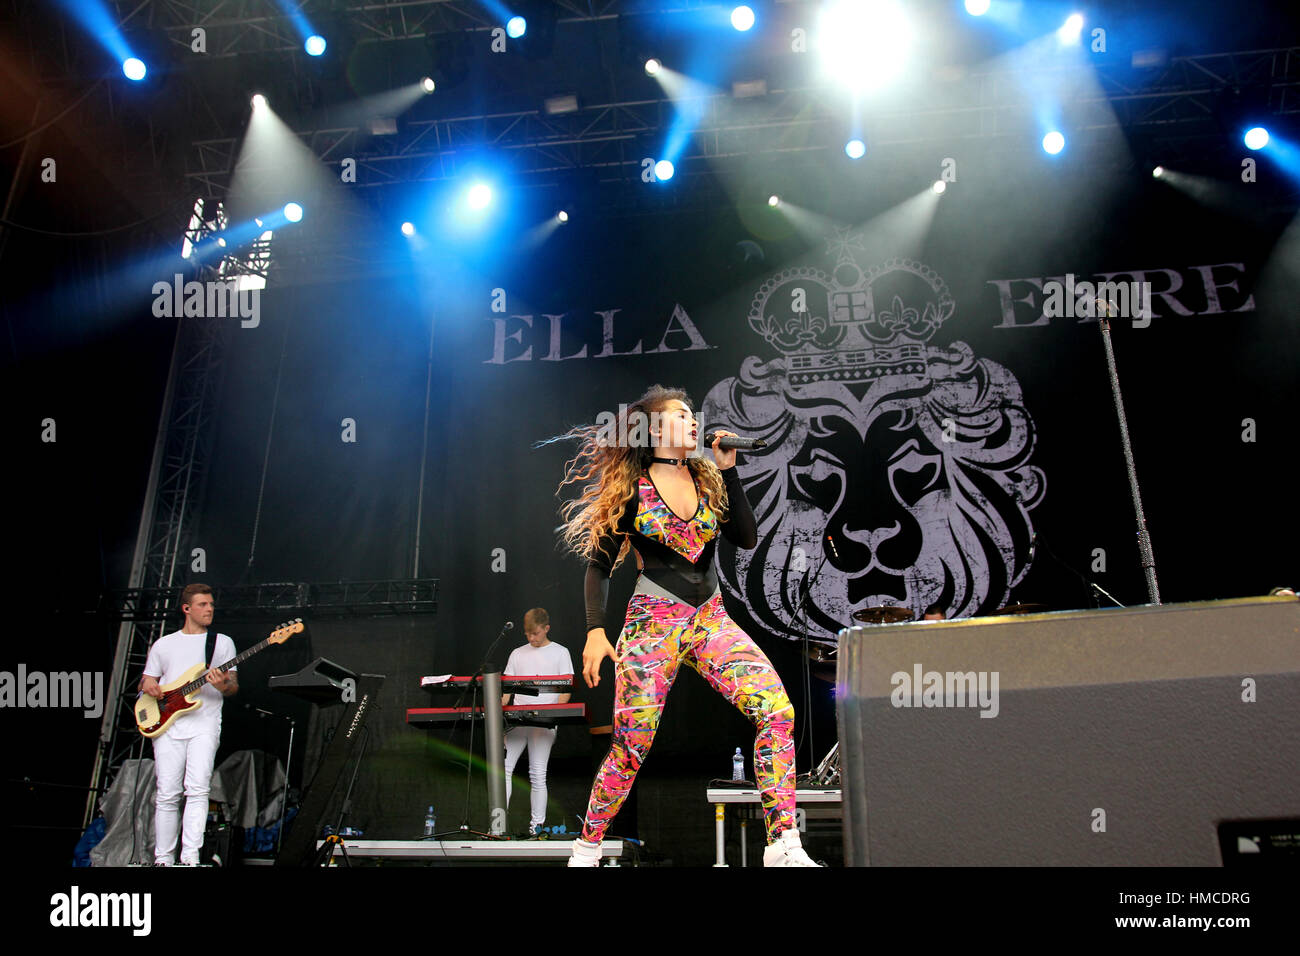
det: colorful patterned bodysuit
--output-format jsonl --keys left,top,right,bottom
{"left": 579, "top": 465, "right": 797, "bottom": 845}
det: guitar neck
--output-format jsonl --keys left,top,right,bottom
{"left": 178, "top": 636, "right": 272, "bottom": 696}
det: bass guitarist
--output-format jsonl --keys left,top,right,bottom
{"left": 139, "top": 583, "right": 238, "bottom": 865}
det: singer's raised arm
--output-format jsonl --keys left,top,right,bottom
{"left": 717, "top": 466, "right": 757, "bottom": 549}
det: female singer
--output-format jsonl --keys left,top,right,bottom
{"left": 554, "top": 385, "right": 816, "bottom": 866}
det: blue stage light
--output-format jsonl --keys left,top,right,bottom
{"left": 507, "top": 16, "right": 527, "bottom": 38}
{"left": 1058, "top": 13, "right": 1084, "bottom": 42}
{"left": 1244, "top": 127, "right": 1270, "bottom": 150}
{"left": 654, "top": 160, "right": 675, "bottom": 181}
{"left": 731, "top": 6, "right": 756, "bottom": 31}
{"left": 845, "top": 139, "right": 866, "bottom": 159}
{"left": 1042, "top": 131, "right": 1065, "bottom": 154}
{"left": 468, "top": 183, "right": 493, "bottom": 209}
{"left": 401, "top": 222, "right": 416, "bottom": 236}
{"left": 122, "top": 57, "right": 146, "bottom": 81}
{"left": 284, "top": 203, "right": 304, "bottom": 223}
{"left": 305, "top": 35, "right": 326, "bottom": 56}
{"left": 964, "top": 0, "right": 990, "bottom": 15}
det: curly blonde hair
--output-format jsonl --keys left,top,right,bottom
{"left": 553, "top": 385, "right": 729, "bottom": 566}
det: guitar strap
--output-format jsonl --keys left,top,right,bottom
{"left": 204, "top": 630, "right": 217, "bottom": 671}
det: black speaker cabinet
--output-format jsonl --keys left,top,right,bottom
{"left": 835, "top": 596, "right": 1300, "bottom": 865}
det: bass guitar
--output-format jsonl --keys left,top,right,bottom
{"left": 135, "top": 619, "right": 304, "bottom": 738}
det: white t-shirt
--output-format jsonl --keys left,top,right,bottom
{"left": 143, "top": 630, "right": 237, "bottom": 739}
{"left": 503, "top": 642, "right": 574, "bottom": 705}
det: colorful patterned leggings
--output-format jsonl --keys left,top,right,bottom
{"left": 580, "top": 590, "right": 797, "bottom": 845}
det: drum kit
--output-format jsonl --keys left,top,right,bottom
{"left": 803, "top": 600, "right": 1047, "bottom": 786}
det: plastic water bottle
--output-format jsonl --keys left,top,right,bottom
{"left": 423, "top": 805, "right": 436, "bottom": 837}
{"left": 732, "top": 747, "right": 744, "bottom": 781}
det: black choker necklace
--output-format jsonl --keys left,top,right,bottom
{"left": 650, "top": 456, "right": 691, "bottom": 467}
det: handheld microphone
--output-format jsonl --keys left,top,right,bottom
{"left": 703, "top": 433, "right": 768, "bottom": 450}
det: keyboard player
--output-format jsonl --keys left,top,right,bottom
{"left": 501, "top": 608, "right": 574, "bottom": 835}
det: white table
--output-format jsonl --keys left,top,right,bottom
{"left": 705, "top": 787, "right": 842, "bottom": 866}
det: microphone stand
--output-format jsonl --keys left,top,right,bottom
{"left": 277, "top": 718, "right": 295, "bottom": 855}
{"left": 1098, "top": 309, "right": 1161, "bottom": 605}
{"left": 246, "top": 704, "right": 296, "bottom": 855}
{"left": 478, "top": 622, "right": 514, "bottom": 836}
{"left": 1037, "top": 533, "right": 1126, "bottom": 609}
{"left": 782, "top": 523, "right": 836, "bottom": 786}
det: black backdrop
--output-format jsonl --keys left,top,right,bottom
{"left": 4, "top": 140, "right": 1298, "bottom": 863}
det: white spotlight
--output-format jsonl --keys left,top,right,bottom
{"left": 964, "top": 0, "right": 990, "bottom": 14}
{"left": 768, "top": 195, "right": 780, "bottom": 207}
{"left": 122, "top": 57, "right": 146, "bottom": 81}
{"left": 251, "top": 94, "right": 267, "bottom": 109}
{"left": 654, "top": 159, "right": 675, "bottom": 181}
{"left": 401, "top": 222, "right": 416, "bottom": 237}
{"left": 421, "top": 77, "right": 436, "bottom": 93}
{"left": 468, "top": 183, "right": 493, "bottom": 209}
{"left": 216, "top": 237, "right": 227, "bottom": 247}
{"left": 305, "top": 35, "right": 327, "bottom": 56}
{"left": 1152, "top": 166, "right": 1165, "bottom": 178}
{"left": 557, "top": 210, "right": 570, "bottom": 223}
{"left": 818, "top": 0, "right": 912, "bottom": 92}
{"left": 932, "top": 180, "right": 946, "bottom": 194}
{"left": 645, "top": 58, "right": 662, "bottom": 76}
{"left": 845, "top": 138, "right": 866, "bottom": 159}
{"left": 1244, "top": 127, "right": 1270, "bottom": 150}
{"left": 283, "top": 202, "right": 304, "bottom": 222}
{"left": 1058, "top": 13, "right": 1084, "bottom": 42}
{"left": 731, "top": 6, "right": 756, "bottom": 31}
{"left": 507, "top": 16, "right": 527, "bottom": 39}
{"left": 1042, "top": 131, "right": 1065, "bottom": 155}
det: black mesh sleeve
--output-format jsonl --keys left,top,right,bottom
{"left": 584, "top": 530, "right": 624, "bottom": 632}
{"left": 718, "top": 467, "right": 757, "bottom": 549}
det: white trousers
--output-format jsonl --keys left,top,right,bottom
{"left": 153, "top": 733, "right": 219, "bottom": 864}
{"left": 503, "top": 726, "right": 556, "bottom": 829}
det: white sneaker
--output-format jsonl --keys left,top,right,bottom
{"left": 566, "top": 838, "right": 602, "bottom": 867}
{"left": 763, "top": 829, "right": 822, "bottom": 867}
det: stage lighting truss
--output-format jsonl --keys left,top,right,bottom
{"left": 180, "top": 197, "right": 224, "bottom": 260}
{"left": 172, "top": 42, "right": 1298, "bottom": 204}
{"left": 179, "top": 198, "right": 274, "bottom": 289}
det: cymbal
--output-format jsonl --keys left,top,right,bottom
{"left": 994, "top": 603, "right": 1048, "bottom": 615}
{"left": 806, "top": 643, "right": 837, "bottom": 663}
{"left": 851, "top": 605, "right": 914, "bottom": 625}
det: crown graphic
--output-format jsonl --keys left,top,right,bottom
{"left": 748, "top": 257, "right": 956, "bottom": 385}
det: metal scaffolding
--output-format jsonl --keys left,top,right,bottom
{"left": 100, "top": 579, "right": 439, "bottom": 621}
{"left": 83, "top": 276, "right": 230, "bottom": 825}
{"left": 81, "top": 212, "right": 275, "bottom": 825}
{"left": 9, "top": 0, "right": 1299, "bottom": 218}
{"left": 176, "top": 47, "right": 1300, "bottom": 199}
